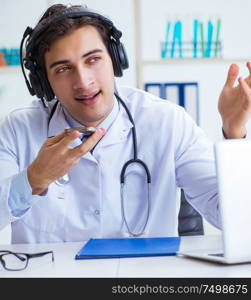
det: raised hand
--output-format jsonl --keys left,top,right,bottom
{"left": 218, "top": 62, "right": 251, "bottom": 138}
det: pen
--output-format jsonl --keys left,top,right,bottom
{"left": 64, "top": 127, "right": 96, "bottom": 134}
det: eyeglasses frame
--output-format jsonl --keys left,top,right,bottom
{"left": 0, "top": 250, "right": 54, "bottom": 271}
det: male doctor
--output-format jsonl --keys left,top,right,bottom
{"left": 1, "top": 4, "right": 251, "bottom": 244}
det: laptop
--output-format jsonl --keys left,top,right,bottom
{"left": 178, "top": 139, "right": 251, "bottom": 264}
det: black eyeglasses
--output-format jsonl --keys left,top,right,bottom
{"left": 0, "top": 250, "right": 54, "bottom": 271}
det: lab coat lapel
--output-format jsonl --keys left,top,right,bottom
{"left": 97, "top": 105, "right": 133, "bottom": 148}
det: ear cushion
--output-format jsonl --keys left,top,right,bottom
{"left": 109, "top": 40, "right": 129, "bottom": 77}
{"left": 117, "top": 43, "right": 129, "bottom": 70}
{"left": 29, "top": 72, "right": 44, "bottom": 98}
{"left": 29, "top": 68, "right": 54, "bottom": 101}
{"left": 109, "top": 41, "right": 122, "bottom": 77}
{"left": 41, "top": 75, "right": 55, "bottom": 102}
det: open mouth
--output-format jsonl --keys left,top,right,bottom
{"left": 75, "top": 91, "right": 101, "bottom": 105}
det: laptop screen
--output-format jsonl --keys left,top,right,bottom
{"left": 215, "top": 140, "right": 251, "bottom": 260}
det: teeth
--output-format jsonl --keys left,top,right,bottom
{"left": 83, "top": 95, "right": 94, "bottom": 100}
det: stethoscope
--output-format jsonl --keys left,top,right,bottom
{"left": 48, "top": 93, "right": 151, "bottom": 237}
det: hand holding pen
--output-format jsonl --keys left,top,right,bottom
{"left": 27, "top": 128, "right": 105, "bottom": 195}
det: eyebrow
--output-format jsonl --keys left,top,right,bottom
{"left": 49, "top": 49, "right": 103, "bottom": 69}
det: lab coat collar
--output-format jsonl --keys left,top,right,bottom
{"left": 48, "top": 103, "right": 78, "bottom": 143}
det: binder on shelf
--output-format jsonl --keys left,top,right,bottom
{"left": 75, "top": 237, "right": 181, "bottom": 259}
{"left": 145, "top": 82, "right": 199, "bottom": 124}
{"left": 144, "top": 83, "right": 165, "bottom": 99}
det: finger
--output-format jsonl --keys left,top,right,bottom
{"left": 45, "top": 132, "right": 66, "bottom": 146}
{"left": 247, "top": 61, "right": 251, "bottom": 76}
{"left": 57, "top": 130, "right": 81, "bottom": 148}
{"left": 238, "top": 77, "right": 251, "bottom": 99}
{"left": 244, "top": 61, "right": 251, "bottom": 86}
{"left": 239, "top": 76, "right": 251, "bottom": 93}
{"left": 224, "top": 64, "right": 239, "bottom": 88}
{"left": 70, "top": 128, "right": 105, "bottom": 157}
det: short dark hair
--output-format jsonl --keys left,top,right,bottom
{"left": 32, "top": 4, "right": 111, "bottom": 68}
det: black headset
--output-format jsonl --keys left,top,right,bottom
{"left": 20, "top": 6, "right": 129, "bottom": 105}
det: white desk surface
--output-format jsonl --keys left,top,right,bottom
{"left": 1, "top": 235, "right": 251, "bottom": 278}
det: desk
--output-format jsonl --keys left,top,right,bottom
{"left": 0, "top": 235, "right": 251, "bottom": 278}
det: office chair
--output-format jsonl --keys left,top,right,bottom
{"left": 178, "top": 189, "right": 204, "bottom": 236}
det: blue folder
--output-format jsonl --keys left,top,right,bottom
{"left": 75, "top": 237, "right": 181, "bottom": 259}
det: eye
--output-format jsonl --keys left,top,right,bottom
{"left": 87, "top": 56, "right": 101, "bottom": 64}
{"left": 55, "top": 66, "right": 70, "bottom": 74}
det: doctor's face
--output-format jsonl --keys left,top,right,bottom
{"left": 45, "top": 25, "right": 115, "bottom": 127}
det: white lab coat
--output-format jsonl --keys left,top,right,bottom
{"left": 0, "top": 86, "right": 220, "bottom": 243}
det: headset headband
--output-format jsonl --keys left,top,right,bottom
{"left": 26, "top": 7, "right": 122, "bottom": 53}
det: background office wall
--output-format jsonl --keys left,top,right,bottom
{"left": 1, "top": 0, "right": 251, "bottom": 243}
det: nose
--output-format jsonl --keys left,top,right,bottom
{"left": 72, "top": 66, "right": 94, "bottom": 90}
